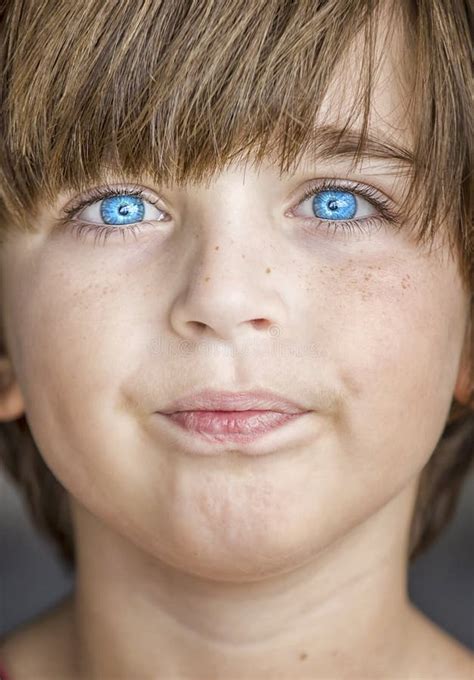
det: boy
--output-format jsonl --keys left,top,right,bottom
{"left": 0, "top": 0, "right": 472, "bottom": 677}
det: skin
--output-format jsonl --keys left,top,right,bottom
{"left": 0, "top": 6, "right": 473, "bottom": 679}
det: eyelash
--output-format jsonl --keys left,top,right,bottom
{"left": 57, "top": 185, "right": 162, "bottom": 246}
{"left": 57, "top": 180, "right": 399, "bottom": 246}
{"left": 293, "top": 178, "right": 399, "bottom": 237}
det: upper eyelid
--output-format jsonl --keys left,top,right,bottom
{"left": 61, "top": 184, "right": 165, "bottom": 217}
{"left": 62, "top": 178, "right": 396, "bottom": 220}
{"left": 295, "top": 179, "right": 386, "bottom": 204}
{"left": 286, "top": 178, "right": 397, "bottom": 220}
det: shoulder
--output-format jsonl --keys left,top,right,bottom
{"left": 406, "top": 604, "right": 474, "bottom": 680}
{"left": 0, "top": 596, "right": 77, "bottom": 679}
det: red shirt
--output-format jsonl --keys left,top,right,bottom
{"left": 0, "top": 662, "right": 11, "bottom": 680}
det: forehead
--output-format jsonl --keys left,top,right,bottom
{"left": 313, "top": 2, "right": 412, "bottom": 161}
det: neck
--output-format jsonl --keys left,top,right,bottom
{"left": 68, "top": 480, "right": 420, "bottom": 679}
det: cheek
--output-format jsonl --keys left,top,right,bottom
{"left": 2, "top": 244, "right": 153, "bottom": 494}
{"left": 301, "top": 254, "right": 466, "bottom": 490}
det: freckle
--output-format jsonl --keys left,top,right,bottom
{"left": 242, "top": 254, "right": 246, "bottom": 259}
{"left": 215, "top": 245, "right": 219, "bottom": 250}
{"left": 401, "top": 275, "right": 411, "bottom": 290}
{"left": 299, "top": 652, "right": 308, "bottom": 661}
{"left": 266, "top": 267, "right": 271, "bottom": 274}
{"left": 205, "top": 277, "right": 210, "bottom": 282}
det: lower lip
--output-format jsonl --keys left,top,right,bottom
{"left": 161, "top": 410, "right": 306, "bottom": 445}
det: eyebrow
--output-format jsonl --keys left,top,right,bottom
{"left": 302, "top": 125, "right": 415, "bottom": 168}
{"left": 97, "top": 124, "right": 415, "bottom": 187}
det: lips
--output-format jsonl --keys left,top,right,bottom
{"left": 159, "top": 389, "right": 308, "bottom": 415}
{"left": 156, "top": 389, "right": 311, "bottom": 446}
{"left": 166, "top": 409, "right": 302, "bottom": 438}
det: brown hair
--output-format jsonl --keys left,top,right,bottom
{"left": 0, "top": 0, "right": 472, "bottom": 568}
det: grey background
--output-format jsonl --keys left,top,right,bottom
{"left": 1, "top": 467, "right": 473, "bottom": 649}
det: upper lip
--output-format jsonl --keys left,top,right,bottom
{"left": 159, "top": 389, "right": 310, "bottom": 415}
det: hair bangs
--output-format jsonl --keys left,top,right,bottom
{"left": 0, "top": 0, "right": 471, "bottom": 289}
{"left": 2, "top": 1, "right": 378, "bottom": 220}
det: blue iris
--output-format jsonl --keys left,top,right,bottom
{"left": 312, "top": 190, "right": 357, "bottom": 220}
{"left": 100, "top": 195, "right": 145, "bottom": 225}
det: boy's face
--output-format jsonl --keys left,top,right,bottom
{"left": 0, "top": 14, "right": 470, "bottom": 580}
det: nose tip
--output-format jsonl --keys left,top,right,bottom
{"left": 168, "top": 233, "right": 287, "bottom": 344}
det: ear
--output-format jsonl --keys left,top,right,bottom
{"left": 453, "top": 316, "right": 473, "bottom": 407}
{"left": 0, "top": 355, "right": 25, "bottom": 421}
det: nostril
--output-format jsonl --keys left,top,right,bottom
{"left": 251, "top": 318, "right": 271, "bottom": 330}
{"left": 191, "top": 321, "right": 208, "bottom": 333}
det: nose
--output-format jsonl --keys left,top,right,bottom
{"left": 169, "top": 235, "right": 287, "bottom": 345}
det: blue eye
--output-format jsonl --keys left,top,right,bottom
{"left": 71, "top": 188, "right": 167, "bottom": 229}
{"left": 312, "top": 190, "right": 357, "bottom": 220}
{"left": 100, "top": 195, "right": 145, "bottom": 225}
{"left": 291, "top": 181, "right": 391, "bottom": 234}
